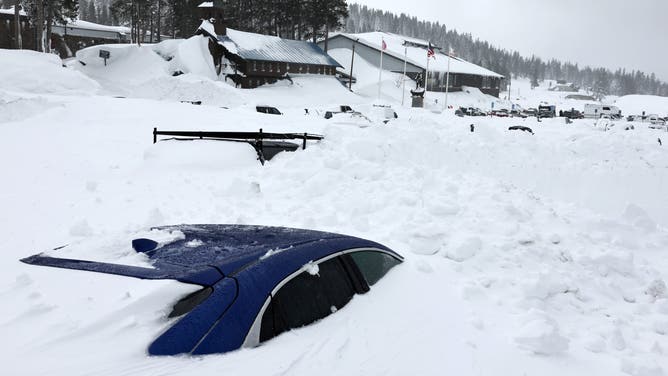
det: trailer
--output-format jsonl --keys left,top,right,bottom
{"left": 584, "top": 104, "right": 622, "bottom": 119}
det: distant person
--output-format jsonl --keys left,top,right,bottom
{"left": 470, "top": 124, "right": 475, "bottom": 132}
{"left": 659, "top": 138, "right": 663, "bottom": 146}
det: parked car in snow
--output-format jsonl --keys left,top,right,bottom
{"left": 522, "top": 108, "right": 538, "bottom": 117}
{"left": 509, "top": 109, "right": 528, "bottom": 118}
{"left": 323, "top": 105, "right": 357, "bottom": 119}
{"left": 458, "top": 107, "right": 487, "bottom": 117}
{"left": 560, "top": 109, "right": 584, "bottom": 119}
{"left": 508, "top": 125, "right": 534, "bottom": 134}
{"left": 21, "top": 225, "right": 403, "bottom": 356}
{"left": 489, "top": 109, "right": 510, "bottom": 118}
{"left": 538, "top": 105, "right": 556, "bottom": 118}
{"left": 648, "top": 114, "right": 666, "bottom": 126}
{"left": 256, "top": 106, "right": 282, "bottom": 115}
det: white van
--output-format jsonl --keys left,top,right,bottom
{"left": 584, "top": 104, "right": 622, "bottom": 119}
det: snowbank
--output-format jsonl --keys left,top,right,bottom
{"left": 615, "top": 95, "right": 668, "bottom": 116}
{"left": 75, "top": 43, "right": 170, "bottom": 86}
{"left": 72, "top": 37, "right": 241, "bottom": 105}
{"left": 0, "top": 49, "right": 99, "bottom": 95}
{"left": 1, "top": 49, "right": 667, "bottom": 376}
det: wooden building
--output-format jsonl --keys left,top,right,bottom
{"left": 197, "top": 2, "right": 341, "bottom": 88}
{"left": 321, "top": 32, "right": 504, "bottom": 97}
{"left": 0, "top": 7, "right": 35, "bottom": 50}
{"left": 1, "top": 6, "right": 138, "bottom": 58}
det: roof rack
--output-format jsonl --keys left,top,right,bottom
{"left": 153, "top": 128, "right": 324, "bottom": 165}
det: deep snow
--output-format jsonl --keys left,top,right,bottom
{"left": 0, "top": 44, "right": 667, "bottom": 376}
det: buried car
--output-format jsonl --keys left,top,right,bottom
{"left": 20, "top": 224, "right": 403, "bottom": 356}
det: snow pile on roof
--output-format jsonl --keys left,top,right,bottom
{"left": 614, "top": 95, "right": 668, "bottom": 115}
{"left": 75, "top": 43, "right": 171, "bottom": 86}
{"left": 172, "top": 35, "right": 218, "bottom": 80}
{"left": 71, "top": 36, "right": 245, "bottom": 105}
{"left": 60, "top": 19, "right": 129, "bottom": 34}
{"left": 198, "top": 20, "right": 217, "bottom": 39}
{"left": 336, "top": 31, "right": 503, "bottom": 78}
{"left": 74, "top": 36, "right": 215, "bottom": 81}
{"left": 0, "top": 6, "right": 27, "bottom": 16}
{"left": 0, "top": 49, "right": 99, "bottom": 95}
{"left": 205, "top": 24, "right": 341, "bottom": 67}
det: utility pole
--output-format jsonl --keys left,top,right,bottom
{"left": 507, "top": 75, "right": 512, "bottom": 101}
{"left": 349, "top": 39, "right": 357, "bottom": 91}
{"left": 444, "top": 47, "right": 451, "bottom": 110}
{"left": 401, "top": 45, "right": 407, "bottom": 106}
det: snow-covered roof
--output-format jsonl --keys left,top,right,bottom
{"left": 198, "top": 2, "right": 213, "bottom": 7}
{"left": 199, "top": 22, "right": 341, "bottom": 67}
{"left": 0, "top": 6, "right": 27, "bottom": 17}
{"left": 60, "top": 19, "right": 130, "bottom": 34}
{"left": 331, "top": 32, "right": 503, "bottom": 78}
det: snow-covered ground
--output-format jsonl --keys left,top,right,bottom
{"left": 1, "top": 42, "right": 667, "bottom": 376}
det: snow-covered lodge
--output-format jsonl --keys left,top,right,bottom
{"left": 0, "top": 6, "right": 132, "bottom": 57}
{"left": 321, "top": 32, "right": 504, "bottom": 97}
{"left": 196, "top": 2, "right": 341, "bottom": 88}
{"left": 0, "top": 6, "right": 171, "bottom": 59}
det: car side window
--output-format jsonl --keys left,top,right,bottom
{"left": 260, "top": 256, "right": 356, "bottom": 343}
{"left": 349, "top": 251, "right": 401, "bottom": 287}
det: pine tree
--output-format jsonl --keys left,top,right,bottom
{"left": 87, "top": 0, "right": 97, "bottom": 22}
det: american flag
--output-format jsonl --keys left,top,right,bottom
{"left": 427, "top": 42, "right": 435, "bottom": 59}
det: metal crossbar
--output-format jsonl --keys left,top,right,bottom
{"left": 152, "top": 128, "right": 324, "bottom": 165}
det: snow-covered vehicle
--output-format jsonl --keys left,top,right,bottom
{"left": 538, "top": 105, "right": 556, "bottom": 118}
{"left": 490, "top": 109, "right": 510, "bottom": 117}
{"left": 560, "top": 109, "right": 584, "bottom": 119}
{"left": 458, "top": 107, "right": 487, "bottom": 117}
{"left": 522, "top": 108, "right": 538, "bottom": 117}
{"left": 584, "top": 104, "right": 622, "bottom": 119}
{"left": 648, "top": 114, "right": 666, "bottom": 126}
{"left": 20, "top": 225, "right": 403, "bottom": 356}
{"left": 323, "top": 105, "right": 358, "bottom": 119}
{"left": 626, "top": 114, "right": 645, "bottom": 122}
{"left": 256, "top": 106, "right": 282, "bottom": 115}
{"left": 509, "top": 109, "right": 528, "bottom": 118}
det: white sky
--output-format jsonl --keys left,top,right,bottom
{"left": 353, "top": 0, "right": 668, "bottom": 82}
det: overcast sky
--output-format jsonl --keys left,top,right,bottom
{"left": 354, "top": 0, "right": 668, "bottom": 82}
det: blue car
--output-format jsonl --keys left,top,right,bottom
{"left": 20, "top": 225, "right": 403, "bottom": 356}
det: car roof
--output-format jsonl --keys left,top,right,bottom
{"left": 21, "top": 224, "right": 395, "bottom": 286}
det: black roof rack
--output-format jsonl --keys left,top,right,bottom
{"left": 152, "top": 128, "right": 324, "bottom": 165}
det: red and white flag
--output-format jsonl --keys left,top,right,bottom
{"left": 427, "top": 42, "right": 435, "bottom": 59}
{"left": 382, "top": 39, "right": 387, "bottom": 51}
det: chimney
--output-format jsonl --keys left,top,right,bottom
{"left": 198, "top": 1, "right": 227, "bottom": 35}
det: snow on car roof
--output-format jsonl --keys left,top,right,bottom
{"left": 332, "top": 31, "right": 503, "bottom": 78}
{"left": 21, "top": 224, "right": 394, "bottom": 286}
{"left": 208, "top": 26, "right": 341, "bottom": 67}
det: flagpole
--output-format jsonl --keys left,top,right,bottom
{"left": 425, "top": 50, "right": 430, "bottom": 93}
{"left": 378, "top": 38, "right": 384, "bottom": 100}
{"left": 444, "top": 48, "right": 451, "bottom": 110}
{"left": 401, "top": 45, "right": 408, "bottom": 106}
